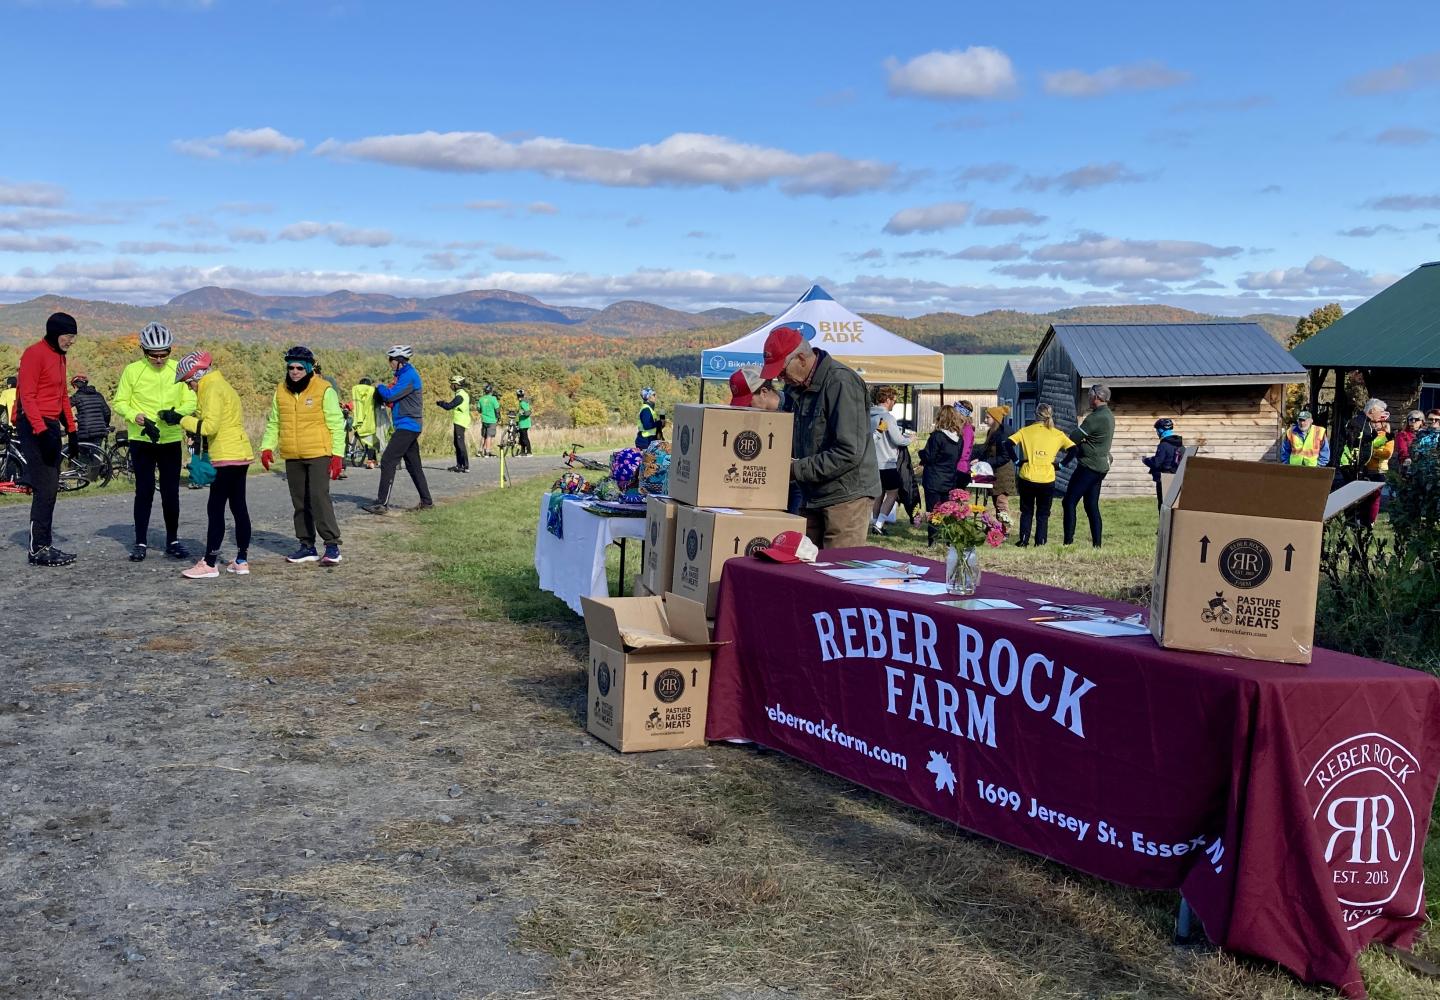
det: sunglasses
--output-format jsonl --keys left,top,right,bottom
{"left": 287, "top": 364, "right": 308, "bottom": 371}
{"left": 1410, "top": 417, "right": 1425, "bottom": 423}
{"left": 144, "top": 349, "right": 171, "bottom": 359}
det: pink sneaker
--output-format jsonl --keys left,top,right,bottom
{"left": 181, "top": 558, "right": 220, "bottom": 579}
{"left": 226, "top": 559, "right": 250, "bottom": 575}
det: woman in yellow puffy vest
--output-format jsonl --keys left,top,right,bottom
{"left": 173, "top": 351, "right": 254, "bottom": 579}
{"left": 259, "top": 346, "right": 346, "bottom": 566}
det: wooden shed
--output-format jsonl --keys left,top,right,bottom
{"left": 1292, "top": 261, "right": 1440, "bottom": 438}
{"left": 996, "top": 360, "right": 1036, "bottom": 437}
{"left": 1026, "top": 323, "right": 1307, "bottom": 498}
{"left": 913, "top": 354, "right": 1026, "bottom": 432}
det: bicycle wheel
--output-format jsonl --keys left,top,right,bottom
{"left": 109, "top": 441, "right": 135, "bottom": 484}
{"left": 75, "top": 442, "right": 113, "bottom": 487}
{"left": 57, "top": 446, "right": 89, "bottom": 492}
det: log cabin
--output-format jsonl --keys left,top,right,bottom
{"left": 1018, "top": 322, "right": 1307, "bottom": 498}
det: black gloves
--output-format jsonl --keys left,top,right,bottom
{"left": 158, "top": 408, "right": 182, "bottom": 425}
{"left": 141, "top": 421, "right": 161, "bottom": 443}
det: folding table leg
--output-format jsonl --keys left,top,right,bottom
{"left": 617, "top": 538, "right": 627, "bottom": 597}
{"left": 1174, "top": 899, "right": 1197, "bottom": 943}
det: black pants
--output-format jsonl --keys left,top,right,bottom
{"left": 206, "top": 465, "right": 252, "bottom": 566}
{"left": 1017, "top": 478, "right": 1054, "bottom": 544}
{"left": 376, "top": 429, "right": 432, "bottom": 506}
{"left": 130, "top": 439, "right": 183, "bottom": 547}
{"left": 452, "top": 426, "right": 469, "bottom": 470}
{"left": 518, "top": 427, "right": 531, "bottom": 455}
{"left": 18, "top": 422, "right": 61, "bottom": 551}
{"left": 1061, "top": 466, "right": 1106, "bottom": 546}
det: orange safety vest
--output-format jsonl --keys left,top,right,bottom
{"left": 1285, "top": 424, "right": 1325, "bottom": 466}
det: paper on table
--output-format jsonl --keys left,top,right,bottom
{"left": 821, "top": 567, "right": 921, "bottom": 581}
{"left": 939, "top": 598, "right": 1022, "bottom": 611}
{"left": 1038, "top": 619, "right": 1151, "bottom": 638}
{"left": 851, "top": 578, "right": 951, "bottom": 596}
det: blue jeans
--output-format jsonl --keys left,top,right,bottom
{"left": 1062, "top": 466, "right": 1106, "bottom": 546}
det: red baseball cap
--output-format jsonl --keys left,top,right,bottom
{"left": 759, "top": 325, "right": 804, "bottom": 379}
{"left": 728, "top": 366, "right": 764, "bottom": 407}
{"left": 756, "top": 529, "right": 819, "bottom": 564}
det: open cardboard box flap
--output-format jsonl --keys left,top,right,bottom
{"left": 581, "top": 594, "right": 721, "bottom": 653}
{"left": 1165, "top": 456, "right": 1335, "bottom": 520}
{"left": 1322, "top": 479, "right": 1385, "bottom": 520}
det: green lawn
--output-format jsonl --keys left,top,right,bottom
{"left": 407, "top": 475, "right": 1440, "bottom": 999}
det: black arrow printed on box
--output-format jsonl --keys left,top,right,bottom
{"left": 722, "top": 430, "right": 729, "bottom": 447}
{"left": 642, "top": 670, "right": 649, "bottom": 690}
{"left": 691, "top": 668, "right": 698, "bottom": 685}
{"left": 1284, "top": 544, "right": 1294, "bottom": 571}
{"left": 1199, "top": 536, "right": 1210, "bottom": 563}
{"left": 767, "top": 432, "right": 774, "bottom": 449}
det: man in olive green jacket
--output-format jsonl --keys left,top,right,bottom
{"left": 1062, "top": 384, "right": 1114, "bottom": 547}
{"left": 761, "top": 326, "right": 879, "bottom": 549}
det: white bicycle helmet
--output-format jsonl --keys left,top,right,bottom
{"left": 386, "top": 344, "right": 413, "bottom": 360}
{"left": 140, "top": 322, "right": 173, "bottom": 351}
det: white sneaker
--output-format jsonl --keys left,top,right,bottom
{"left": 182, "top": 558, "right": 220, "bottom": 579}
{"left": 226, "top": 559, "right": 250, "bottom": 575}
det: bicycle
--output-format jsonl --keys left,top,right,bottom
{"left": 0, "top": 423, "right": 106, "bottom": 491}
{"left": 345, "top": 430, "right": 369, "bottom": 468}
{"left": 498, "top": 413, "right": 522, "bottom": 460}
{"left": 561, "top": 443, "right": 608, "bottom": 472}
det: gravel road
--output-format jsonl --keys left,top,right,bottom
{"left": 0, "top": 453, "right": 576, "bottom": 1000}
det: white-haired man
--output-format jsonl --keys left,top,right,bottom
{"left": 759, "top": 326, "right": 878, "bottom": 549}
{"left": 1340, "top": 397, "right": 1394, "bottom": 524}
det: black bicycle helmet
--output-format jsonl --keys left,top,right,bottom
{"left": 1155, "top": 418, "right": 1174, "bottom": 432}
{"left": 516, "top": 388, "right": 526, "bottom": 399}
{"left": 285, "top": 345, "right": 316, "bottom": 365}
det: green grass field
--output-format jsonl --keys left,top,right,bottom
{"left": 405, "top": 475, "right": 1440, "bottom": 1000}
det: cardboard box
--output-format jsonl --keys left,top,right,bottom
{"left": 668, "top": 403, "right": 793, "bottom": 510}
{"left": 634, "top": 578, "right": 656, "bottom": 598}
{"left": 641, "top": 495, "right": 677, "bottom": 596}
{"left": 663, "top": 590, "right": 715, "bottom": 639}
{"left": 671, "top": 505, "right": 806, "bottom": 615}
{"left": 581, "top": 594, "right": 720, "bottom": 752}
{"left": 1150, "top": 456, "right": 1381, "bottom": 664}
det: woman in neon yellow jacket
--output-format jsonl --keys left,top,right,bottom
{"left": 111, "top": 322, "right": 197, "bottom": 561}
{"left": 173, "top": 351, "right": 253, "bottom": 579}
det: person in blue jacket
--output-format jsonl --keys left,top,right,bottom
{"left": 362, "top": 345, "right": 434, "bottom": 514}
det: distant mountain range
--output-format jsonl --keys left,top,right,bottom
{"left": 162, "top": 286, "right": 753, "bottom": 337}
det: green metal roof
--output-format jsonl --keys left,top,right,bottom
{"left": 1291, "top": 261, "right": 1440, "bottom": 369}
{"left": 915, "top": 353, "right": 1027, "bottom": 390}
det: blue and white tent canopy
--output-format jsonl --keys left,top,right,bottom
{"left": 700, "top": 285, "right": 944, "bottom": 384}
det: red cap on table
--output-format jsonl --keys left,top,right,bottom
{"left": 756, "top": 530, "right": 819, "bottom": 564}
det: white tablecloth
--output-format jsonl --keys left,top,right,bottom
{"left": 534, "top": 493, "right": 647, "bottom": 615}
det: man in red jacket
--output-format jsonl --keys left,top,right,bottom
{"left": 16, "top": 312, "right": 79, "bottom": 565}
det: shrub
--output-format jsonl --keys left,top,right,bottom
{"left": 570, "top": 397, "right": 609, "bottom": 428}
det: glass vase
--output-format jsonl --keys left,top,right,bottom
{"left": 945, "top": 545, "right": 981, "bottom": 596}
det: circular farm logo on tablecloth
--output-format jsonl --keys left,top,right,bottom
{"left": 732, "top": 429, "right": 763, "bottom": 461}
{"left": 685, "top": 529, "right": 700, "bottom": 561}
{"left": 653, "top": 668, "right": 685, "bottom": 704}
{"left": 595, "top": 661, "right": 612, "bottom": 697}
{"left": 1219, "top": 538, "right": 1272, "bottom": 589}
{"left": 1304, "top": 733, "right": 1422, "bottom": 930}
{"left": 743, "top": 536, "right": 771, "bottom": 557}
{"left": 678, "top": 425, "right": 693, "bottom": 455}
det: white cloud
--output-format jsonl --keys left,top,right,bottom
{"left": 1365, "top": 194, "right": 1440, "bottom": 211}
{"left": 528, "top": 201, "right": 558, "bottom": 215}
{"left": 0, "top": 208, "right": 121, "bottom": 231}
{"left": 998, "top": 231, "right": 1242, "bottom": 285}
{"left": 277, "top": 221, "right": 393, "bottom": 247}
{"left": 1018, "top": 162, "right": 1151, "bottom": 193}
{"left": 883, "top": 201, "right": 972, "bottom": 235}
{"left": 949, "top": 243, "right": 1027, "bottom": 261}
{"left": 1338, "top": 224, "right": 1401, "bottom": 238}
{"left": 320, "top": 130, "right": 897, "bottom": 197}
{"left": 884, "top": 47, "right": 1018, "bottom": 100}
{"left": 1236, "top": 256, "right": 1396, "bottom": 296}
{"left": 172, "top": 127, "right": 305, "bottom": 159}
{"left": 0, "top": 179, "right": 67, "bottom": 208}
{"left": 1169, "top": 95, "right": 1271, "bottom": 113}
{"left": 957, "top": 162, "right": 1017, "bottom": 183}
{"left": 1375, "top": 127, "right": 1436, "bottom": 146}
{"left": 116, "top": 240, "right": 232, "bottom": 254}
{"left": 490, "top": 245, "right": 560, "bottom": 262}
{"left": 973, "top": 207, "right": 1047, "bottom": 226}
{"left": 1042, "top": 60, "right": 1190, "bottom": 98}
{"left": 1347, "top": 51, "right": 1440, "bottom": 95}
{"left": 227, "top": 227, "right": 269, "bottom": 244}
{"left": 420, "top": 251, "right": 471, "bottom": 271}
{"left": 0, "top": 234, "right": 96, "bottom": 253}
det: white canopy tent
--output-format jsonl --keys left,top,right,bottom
{"left": 699, "top": 285, "right": 944, "bottom": 385}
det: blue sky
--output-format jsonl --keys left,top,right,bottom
{"left": 1, "top": 0, "right": 1438, "bottom": 315}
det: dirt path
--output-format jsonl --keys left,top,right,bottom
{"left": 0, "top": 456, "right": 573, "bottom": 1000}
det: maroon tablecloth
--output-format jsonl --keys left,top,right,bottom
{"left": 705, "top": 547, "right": 1440, "bottom": 999}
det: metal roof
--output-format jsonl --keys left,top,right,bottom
{"left": 1290, "top": 262, "right": 1440, "bottom": 370}
{"left": 915, "top": 353, "right": 1026, "bottom": 389}
{"left": 1004, "top": 360, "right": 1033, "bottom": 386}
{"left": 1033, "top": 322, "right": 1306, "bottom": 385}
